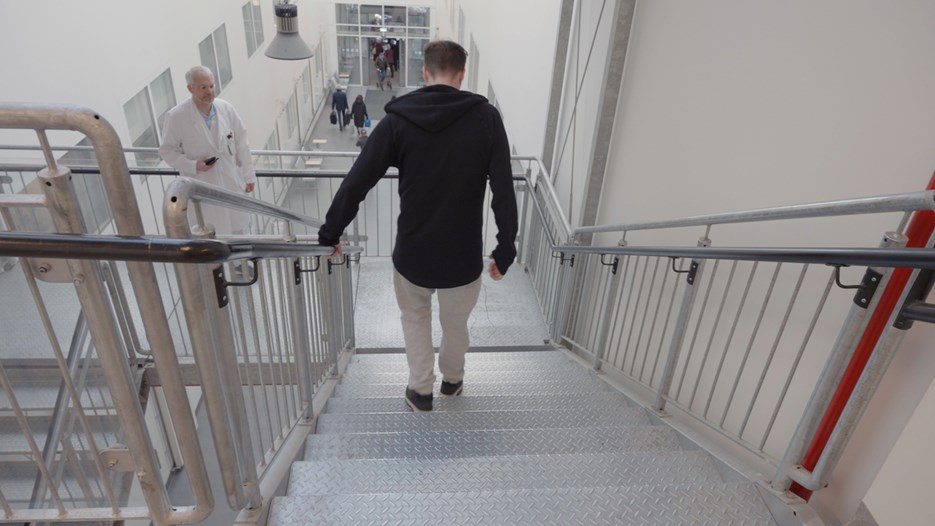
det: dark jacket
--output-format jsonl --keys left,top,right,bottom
{"left": 319, "top": 84, "right": 518, "bottom": 288}
{"left": 332, "top": 90, "right": 348, "bottom": 112}
{"left": 351, "top": 100, "right": 368, "bottom": 127}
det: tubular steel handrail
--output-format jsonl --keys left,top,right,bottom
{"left": 572, "top": 191, "right": 935, "bottom": 237}
{"left": 551, "top": 244, "right": 935, "bottom": 270}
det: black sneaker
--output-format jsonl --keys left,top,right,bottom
{"left": 440, "top": 380, "right": 463, "bottom": 396}
{"left": 405, "top": 387, "right": 432, "bottom": 412}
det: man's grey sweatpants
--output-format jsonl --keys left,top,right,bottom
{"left": 393, "top": 268, "right": 482, "bottom": 395}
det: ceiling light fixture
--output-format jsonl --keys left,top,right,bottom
{"left": 265, "top": 3, "right": 314, "bottom": 60}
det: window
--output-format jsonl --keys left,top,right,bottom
{"left": 242, "top": 1, "right": 265, "bottom": 57}
{"left": 302, "top": 63, "right": 313, "bottom": 106}
{"left": 468, "top": 36, "right": 479, "bottom": 93}
{"left": 123, "top": 69, "right": 177, "bottom": 168}
{"left": 150, "top": 69, "right": 176, "bottom": 132}
{"left": 199, "top": 25, "right": 233, "bottom": 92}
{"left": 285, "top": 92, "right": 299, "bottom": 139}
{"left": 261, "top": 129, "right": 281, "bottom": 175}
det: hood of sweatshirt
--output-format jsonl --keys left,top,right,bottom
{"left": 384, "top": 84, "right": 488, "bottom": 133}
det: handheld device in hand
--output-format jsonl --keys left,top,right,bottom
{"left": 205, "top": 156, "right": 218, "bottom": 166}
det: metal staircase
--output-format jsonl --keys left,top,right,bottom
{"left": 269, "top": 348, "right": 780, "bottom": 525}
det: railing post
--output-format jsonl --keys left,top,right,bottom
{"left": 285, "top": 233, "right": 315, "bottom": 419}
{"left": 549, "top": 250, "right": 574, "bottom": 343}
{"left": 322, "top": 258, "right": 341, "bottom": 375}
{"left": 516, "top": 168, "right": 531, "bottom": 264}
{"left": 592, "top": 243, "right": 624, "bottom": 370}
{"left": 343, "top": 257, "right": 355, "bottom": 349}
{"left": 38, "top": 162, "right": 175, "bottom": 521}
{"left": 772, "top": 232, "right": 906, "bottom": 492}
{"left": 652, "top": 235, "right": 710, "bottom": 412}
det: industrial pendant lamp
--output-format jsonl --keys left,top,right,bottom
{"left": 265, "top": 2, "right": 314, "bottom": 60}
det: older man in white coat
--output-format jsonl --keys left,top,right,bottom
{"left": 159, "top": 66, "right": 256, "bottom": 234}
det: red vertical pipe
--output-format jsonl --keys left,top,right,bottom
{"left": 791, "top": 172, "right": 935, "bottom": 500}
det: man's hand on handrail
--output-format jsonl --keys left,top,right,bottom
{"left": 326, "top": 244, "right": 344, "bottom": 260}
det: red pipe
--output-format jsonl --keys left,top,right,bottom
{"left": 791, "top": 172, "right": 935, "bottom": 500}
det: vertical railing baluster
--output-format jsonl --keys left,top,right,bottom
{"left": 652, "top": 235, "right": 710, "bottom": 412}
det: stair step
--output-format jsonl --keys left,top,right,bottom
{"left": 269, "top": 482, "right": 777, "bottom": 525}
{"left": 349, "top": 349, "right": 565, "bottom": 365}
{"left": 316, "top": 406, "right": 648, "bottom": 434}
{"left": 324, "top": 392, "right": 634, "bottom": 414}
{"left": 340, "top": 366, "right": 596, "bottom": 385}
{"left": 288, "top": 450, "right": 722, "bottom": 496}
{"left": 334, "top": 380, "right": 611, "bottom": 398}
{"left": 304, "top": 425, "right": 681, "bottom": 461}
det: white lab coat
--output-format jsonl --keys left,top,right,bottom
{"left": 159, "top": 98, "right": 257, "bottom": 235}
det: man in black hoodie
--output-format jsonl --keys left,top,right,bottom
{"left": 318, "top": 40, "right": 518, "bottom": 412}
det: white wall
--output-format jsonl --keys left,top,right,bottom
{"left": 435, "top": 0, "right": 561, "bottom": 164}
{"left": 599, "top": 1, "right": 935, "bottom": 524}
{"left": 0, "top": 0, "right": 332, "bottom": 159}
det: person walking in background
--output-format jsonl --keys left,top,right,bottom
{"left": 351, "top": 94, "right": 369, "bottom": 137}
{"left": 318, "top": 40, "right": 518, "bottom": 413}
{"left": 332, "top": 86, "right": 349, "bottom": 131}
{"left": 159, "top": 65, "right": 256, "bottom": 235}
{"left": 375, "top": 53, "right": 389, "bottom": 90}
{"left": 385, "top": 46, "right": 396, "bottom": 78}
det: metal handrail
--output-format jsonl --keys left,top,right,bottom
{"left": 572, "top": 191, "right": 935, "bottom": 237}
{"left": 0, "top": 232, "right": 344, "bottom": 263}
{"left": 551, "top": 244, "right": 935, "bottom": 269}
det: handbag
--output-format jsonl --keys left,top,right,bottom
{"left": 344, "top": 112, "right": 352, "bottom": 126}
{"left": 364, "top": 117, "right": 371, "bottom": 127}
{"left": 329, "top": 110, "right": 337, "bottom": 125}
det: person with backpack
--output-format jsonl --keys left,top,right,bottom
{"left": 375, "top": 53, "right": 390, "bottom": 90}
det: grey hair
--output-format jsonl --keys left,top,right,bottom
{"left": 185, "top": 65, "right": 214, "bottom": 86}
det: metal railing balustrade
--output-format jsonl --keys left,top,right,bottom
{"left": 520, "top": 167, "right": 935, "bottom": 498}
{"left": 0, "top": 103, "right": 357, "bottom": 525}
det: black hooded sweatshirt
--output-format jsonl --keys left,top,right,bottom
{"left": 318, "top": 84, "right": 518, "bottom": 289}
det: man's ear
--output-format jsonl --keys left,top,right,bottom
{"left": 456, "top": 69, "right": 465, "bottom": 88}
{"left": 423, "top": 67, "right": 430, "bottom": 84}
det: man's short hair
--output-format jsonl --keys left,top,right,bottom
{"left": 423, "top": 40, "right": 467, "bottom": 76}
{"left": 185, "top": 65, "right": 214, "bottom": 86}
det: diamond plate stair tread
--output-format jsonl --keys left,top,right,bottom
{"left": 304, "top": 425, "right": 681, "bottom": 460}
{"left": 324, "top": 392, "right": 634, "bottom": 414}
{"left": 288, "top": 450, "right": 721, "bottom": 495}
{"left": 341, "top": 366, "right": 596, "bottom": 385}
{"left": 316, "top": 406, "right": 648, "bottom": 434}
{"left": 334, "top": 380, "right": 611, "bottom": 398}
{"left": 269, "top": 483, "right": 776, "bottom": 525}
{"left": 345, "top": 355, "right": 575, "bottom": 373}
{"left": 349, "top": 349, "right": 564, "bottom": 364}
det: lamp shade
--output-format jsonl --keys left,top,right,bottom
{"left": 265, "top": 3, "right": 314, "bottom": 60}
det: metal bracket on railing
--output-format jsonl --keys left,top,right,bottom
{"left": 327, "top": 255, "right": 347, "bottom": 274}
{"left": 851, "top": 268, "right": 883, "bottom": 308}
{"left": 600, "top": 254, "right": 619, "bottom": 275}
{"left": 348, "top": 252, "right": 361, "bottom": 264}
{"left": 827, "top": 264, "right": 883, "bottom": 305}
{"left": 669, "top": 257, "right": 700, "bottom": 284}
{"left": 551, "top": 251, "right": 575, "bottom": 266}
{"left": 213, "top": 258, "right": 260, "bottom": 308}
{"left": 293, "top": 256, "right": 321, "bottom": 285}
